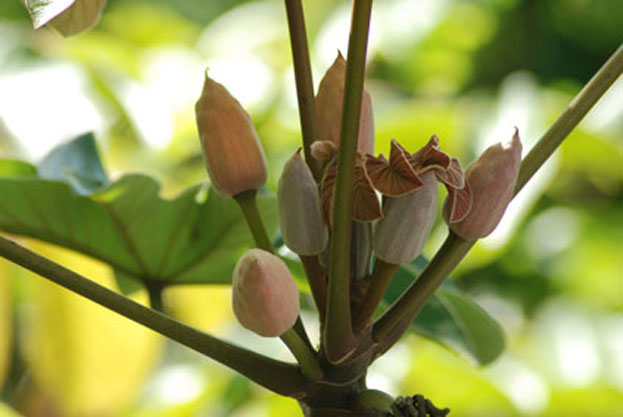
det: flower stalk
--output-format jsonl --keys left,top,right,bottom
{"left": 372, "top": 42, "right": 623, "bottom": 353}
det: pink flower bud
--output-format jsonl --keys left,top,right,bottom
{"left": 444, "top": 130, "right": 522, "bottom": 239}
{"left": 373, "top": 172, "right": 438, "bottom": 265}
{"left": 315, "top": 53, "right": 375, "bottom": 154}
{"left": 195, "top": 74, "right": 267, "bottom": 197}
{"left": 232, "top": 249, "right": 300, "bottom": 337}
{"left": 277, "top": 150, "right": 328, "bottom": 255}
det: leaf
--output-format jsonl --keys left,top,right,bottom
{"left": 0, "top": 403, "right": 20, "bottom": 417}
{"left": 19, "top": 241, "right": 162, "bottom": 416}
{"left": 383, "top": 257, "right": 505, "bottom": 365}
{"left": 23, "top": 0, "right": 107, "bottom": 36}
{"left": 0, "top": 263, "right": 11, "bottom": 390}
{"left": 0, "top": 135, "right": 279, "bottom": 286}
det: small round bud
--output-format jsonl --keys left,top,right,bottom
{"left": 277, "top": 150, "right": 328, "bottom": 255}
{"left": 232, "top": 249, "right": 299, "bottom": 337}
{"left": 373, "top": 172, "right": 438, "bottom": 265}
{"left": 195, "top": 74, "right": 267, "bottom": 197}
{"left": 444, "top": 130, "right": 522, "bottom": 239}
{"left": 315, "top": 53, "right": 375, "bottom": 154}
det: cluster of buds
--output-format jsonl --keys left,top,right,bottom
{"left": 195, "top": 54, "right": 522, "bottom": 339}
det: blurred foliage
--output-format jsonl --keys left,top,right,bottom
{"left": 0, "top": 0, "right": 621, "bottom": 416}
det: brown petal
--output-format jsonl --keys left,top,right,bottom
{"left": 444, "top": 181, "right": 472, "bottom": 223}
{"left": 320, "top": 160, "right": 382, "bottom": 226}
{"left": 410, "top": 135, "right": 451, "bottom": 172}
{"left": 320, "top": 161, "right": 337, "bottom": 227}
{"left": 435, "top": 157, "right": 465, "bottom": 189}
{"left": 365, "top": 140, "right": 423, "bottom": 197}
{"left": 352, "top": 165, "right": 383, "bottom": 222}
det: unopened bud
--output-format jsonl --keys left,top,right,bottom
{"left": 373, "top": 172, "right": 438, "bottom": 265}
{"left": 195, "top": 74, "right": 267, "bottom": 197}
{"left": 315, "top": 53, "right": 375, "bottom": 154}
{"left": 277, "top": 150, "right": 328, "bottom": 255}
{"left": 232, "top": 249, "right": 300, "bottom": 337}
{"left": 445, "top": 130, "right": 522, "bottom": 239}
{"left": 43, "top": 0, "right": 107, "bottom": 37}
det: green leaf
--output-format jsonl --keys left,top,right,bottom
{"left": 0, "top": 403, "right": 21, "bottom": 417}
{"left": 0, "top": 136, "right": 278, "bottom": 287}
{"left": 0, "top": 160, "right": 37, "bottom": 177}
{"left": 384, "top": 257, "right": 505, "bottom": 365}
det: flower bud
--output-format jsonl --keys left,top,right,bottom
{"left": 315, "top": 53, "right": 375, "bottom": 154}
{"left": 373, "top": 172, "right": 438, "bottom": 265}
{"left": 195, "top": 74, "right": 267, "bottom": 197}
{"left": 232, "top": 249, "right": 300, "bottom": 337}
{"left": 445, "top": 130, "right": 522, "bottom": 239}
{"left": 277, "top": 150, "right": 328, "bottom": 255}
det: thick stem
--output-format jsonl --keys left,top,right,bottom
{"left": 281, "top": 327, "right": 324, "bottom": 381}
{"left": 234, "top": 190, "right": 274, "bottom": 253}
{"left": 324, "top": 0, "right": 373, "bottom": 364}
{"left": 353, "top": 259, "right": 399, "bottom": 333}
{"left": 372, "top": 42, "right": 623, "bottom": 353}
{"left": 284, "top": 0, "right": 321, "bottom": 180}
{"left": 0, "top": 236, "right": 307, "bottom": 397}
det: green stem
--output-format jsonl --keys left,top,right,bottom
{"left": 352, "top": 259, "right": 399, "bottom": 332}
{"left": 284, "top": 0, "right": 321, "bottom": 180}
{"left": 373, "top": 42, "right": 623, "bottom": 352}
{"left": 324, "top": 0, "right": 374, "bottom": 364}
{"left": 515, "top": 43, "right": 623, "bottom": 195}
{"left": 234, "top": 190, "right": 316, "bottom": 355}
{"left": 372, "top": 233, "right": 473, "bottom": 347}
{"left": 281, "top": 328, "right": 324, "bottom": 381}
{"left": 146, "top": 280, "right": 165, "bottom": 312}
{"left": 234, "top": 190, "right": 274, "bottom": 253}
{"left": 0, "top": 236, "right": 307, "bottom": 397}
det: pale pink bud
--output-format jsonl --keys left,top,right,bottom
{"left": 232, "top": 249, "right": 300, "bottom": 337}
{"left": 195, "top": 74, "right": 267, "bottom": 197}
{"left": 373, "top": 172, "right": 438, "bottom": 265}
{"left": 277, "top": 150, "right": 328, "bottom": 255}
{"left": 315, "top": 53, "right": 375, "bottom": 154}
{"left": 445, "top": 130, "right": 522, "bottom": 239}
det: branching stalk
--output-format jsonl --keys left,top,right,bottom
{"left": 372, "top": 42, "right": 623, "bottom": 351}
{"left": 324, "top": 0, "right": 374, "bottom": 363}
{"left": 0, "top": 236, "right": 307, "bottom": 397}
{"left": 353, "top": 259, "right": 399, "bottom": 332}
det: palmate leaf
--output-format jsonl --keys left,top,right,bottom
{"left": 384, "top": 256, "right": 505, "bottom": 365}
{"left": 0, "top": 134, "right": 278, "bottom": 288}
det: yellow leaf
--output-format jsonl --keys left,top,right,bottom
{"left": 0, "top": 263, "right": 11, "bottom": 390}
{"left": 165, "top": 285, "right": 234, "bottom": 334}
{"left": 19, "top": 240, "right": 163, "bottom": 417}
